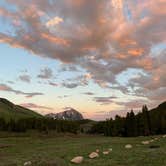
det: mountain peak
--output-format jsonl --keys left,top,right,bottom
{"left": 46, "top": 108, "right": 83, "bottom": 121}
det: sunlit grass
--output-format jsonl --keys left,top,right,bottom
{"left": 0, "top": 134, "right": 165, "bottom": 166}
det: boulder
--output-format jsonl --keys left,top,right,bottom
{"left": 142, "top": 141, "right": 150, "bottom": 145}
{"left": 96, "top": 149, "right": 100, "bottom": 153}
{"left": 154, "top": 138, "right": 159, "bottom": 140}
{"left": 103, "top": 151, "right": 110, "bottom": 155}
{"left": 149, "top": 139, "right": 154, "bottom": 143}
{"left": 89, "top": 152, "right": 99, "bottom": 159}
{"left": 71, "top": 156, "right": 84, "bottom": 164}
{"left": 24, "top": 161, "right": 32, "bottom": 166}
{"left": 162, "top": 135, "right": 166, "bottom": 138}
{"left": 125, "top": 144, "right": 132, "bottom": 149}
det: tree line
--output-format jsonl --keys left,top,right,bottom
{"left": 0, "top": 117, "right": 79, "bottom": 134}
{"left": 89, "top": 102, "right": 166, "bottom": 137}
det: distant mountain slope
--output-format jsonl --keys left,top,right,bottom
{"left": 148, "top": 101, "right": 166, "bottom": 121}
{"left": 151, "top": 101, "right": 166, "bottom": 112}
{"left": 0, "top": 98, "right": 43, "bottom": 120}
{"left": 90, "top": 101, "right": 166, "bottom": 136}
{"left": 46, "top": 108, "right": 84, "bottom": 120}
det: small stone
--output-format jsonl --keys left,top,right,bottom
{"left": 108, "top": 148, "right": 112, "bottom": 152}
{"left": 103, "top": 151, "right": 110, "bottom": 155}
{"left": 125, "top": 144, "right": 132, "bottom": 149}
{"left": 24, "top": 161, "right": 32, "bottom": 166}
{"left": 96, "top": 149, "right": 100, "bottom": 153}
{"left": 162, "top": 135, "right": 166, "bottom": 138}
{"left": 71, "top": 156, "right": 84, "bottom": 164}
{"left": 89, "top": 152, "right": 99, "bottom": 159}
{"left": 154, "top": 138, "right": 159, "bottom": 140}
{"left": 142, "top": 141, "right": 150, "bottom": 145}
{"left": 149, "top": 139, "right": 154, "bottom": 143}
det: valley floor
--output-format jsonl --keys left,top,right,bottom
{"left": 0, "top": 133, "right": 165, "bottom": 166}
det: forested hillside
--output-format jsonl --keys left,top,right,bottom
{"left": 90, "top": 102, "right": 166, "bottom": 137}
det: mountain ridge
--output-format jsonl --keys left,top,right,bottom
{"left": 0, "top": 98, "right": 43, "bottom": 120}
{"left": 46, "top": 108, "right": 84, "bottom": 121}
{"left": 0, "top": 97, "right": 165, "bottom": 122}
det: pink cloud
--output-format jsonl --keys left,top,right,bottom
{"left": 0, "top": 0, "right": 165, "bottom": 104}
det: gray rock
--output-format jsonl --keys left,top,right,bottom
{"left": 71, "top": 156, "right": 84, "bottom": 164}
{"left": 142, "top": 141, "right": 150, "bottom": 145}
{"left": 89, "top": 152, "right": 99, "bottom": 159}
{"left": 103, "top": 151, "right": 110, "bottom": 155}
{"left": 125, "top": 144, "right": 132, "bottom": 149}
{"left": 24, "top": 161, "right": 32, "bottom": 166}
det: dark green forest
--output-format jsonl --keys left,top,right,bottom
{"left": 90, "top": 102, "right": 166, "bottom": 136}
{"left": 0, "top": 117, "right": 80, "bottom": 134}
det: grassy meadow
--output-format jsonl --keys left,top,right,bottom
{"left": 0, "top": 133, "right": 165, "bottom": 166}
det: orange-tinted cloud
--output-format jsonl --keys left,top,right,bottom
{"left": 41, "top": 33, "right": 69, "bottom": 46}
{"left": 128, "top": 48, "right": 144, "bottom": 56}
{"left": 0, "top": 0, "right": 165, "bottom": 104}
{"left": 46, "top": 16, "right": 63, "bottom": 27}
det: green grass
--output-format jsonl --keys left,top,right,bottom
{"left": 0, "top": 133, "right": 165, "bottom": 166}
{"left": 0, "top": 98, "right": 42, "bottom": 120}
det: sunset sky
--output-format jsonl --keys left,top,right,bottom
{"left": 0, "top": 0, "right": 165, "bottom": 120}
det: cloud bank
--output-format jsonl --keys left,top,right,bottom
{"left": 0, "top": 0, "right": 165, "bottom": 106}
{"left": 0, "top": 83, "right": 43, "bottom": 98}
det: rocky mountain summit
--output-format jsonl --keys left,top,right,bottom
{"left": 46, "top": 107, "right": 83, "bottom": 120}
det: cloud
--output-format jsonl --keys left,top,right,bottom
{"left": 48, "top": 81, "right": 58, "bottom": 87}
{"left": 94, "top": 96, "right": 117, "bottom": 105}
{"left": 116, "top": 99, "right": 149, "bottom": 110}
{"left": 20, "top": 103, "right": 53, "bottom": 110}
{"left": 58, "top": 95, "right": 70, "bottom": 99}
{"left": 59, "top": 64, "right": 79, "bottom": 72}
{"left": 19, "top": 74, "right": 31, "bottom": 83}
{"left": 62, "top": 82, "right": 79, "bottom": 89}
{"left": 46, "top": 16, "right": 63, "bottom": 27}
{"left": 127, "top": 50, "right": 166, "bottom": 102}
{"left": 83, "top": 92, "right": 95, "bottom": 96}
{"left": 0, "top": 83, "right": 43, "bottom": 98}
{"left": 60, "top": 74, "right": 90, "bottom": 89}
{"left": 0, "top": 0, "right": 165, "bottom": 104}
{"left": 37, "top": 68, "right": 53, "bottom": 79}
{"left": 7, "top": 81, "right": 14, "bottom": 84}
{"left": 112, "top": 0, "right": 123, "bottom": 9}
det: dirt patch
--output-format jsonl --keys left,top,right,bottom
{"left": 29, "top": 158, "right": 67, "bottom": 166}
{"left": 0, "top": 144, "right": 13, "bottom": 148}
{"left": 149, "top": 145, "right": 160, "bottom": 149}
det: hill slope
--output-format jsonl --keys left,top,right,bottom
{"left": 90, "top": 101, "right": 166, "bottom": 136}
{"left": 0, "top": 98, "right": 43, "bottom": 120}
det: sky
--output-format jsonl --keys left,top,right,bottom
{"left": 0, "top": 0, "right": 165, "bottom": 120}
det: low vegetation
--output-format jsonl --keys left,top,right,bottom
{"left": 0, "top": 134, "right": 165, "bottom": 166}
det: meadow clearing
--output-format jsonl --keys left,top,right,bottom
{"left": 0, "top": 133, "right": 165, "bottom": 166}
